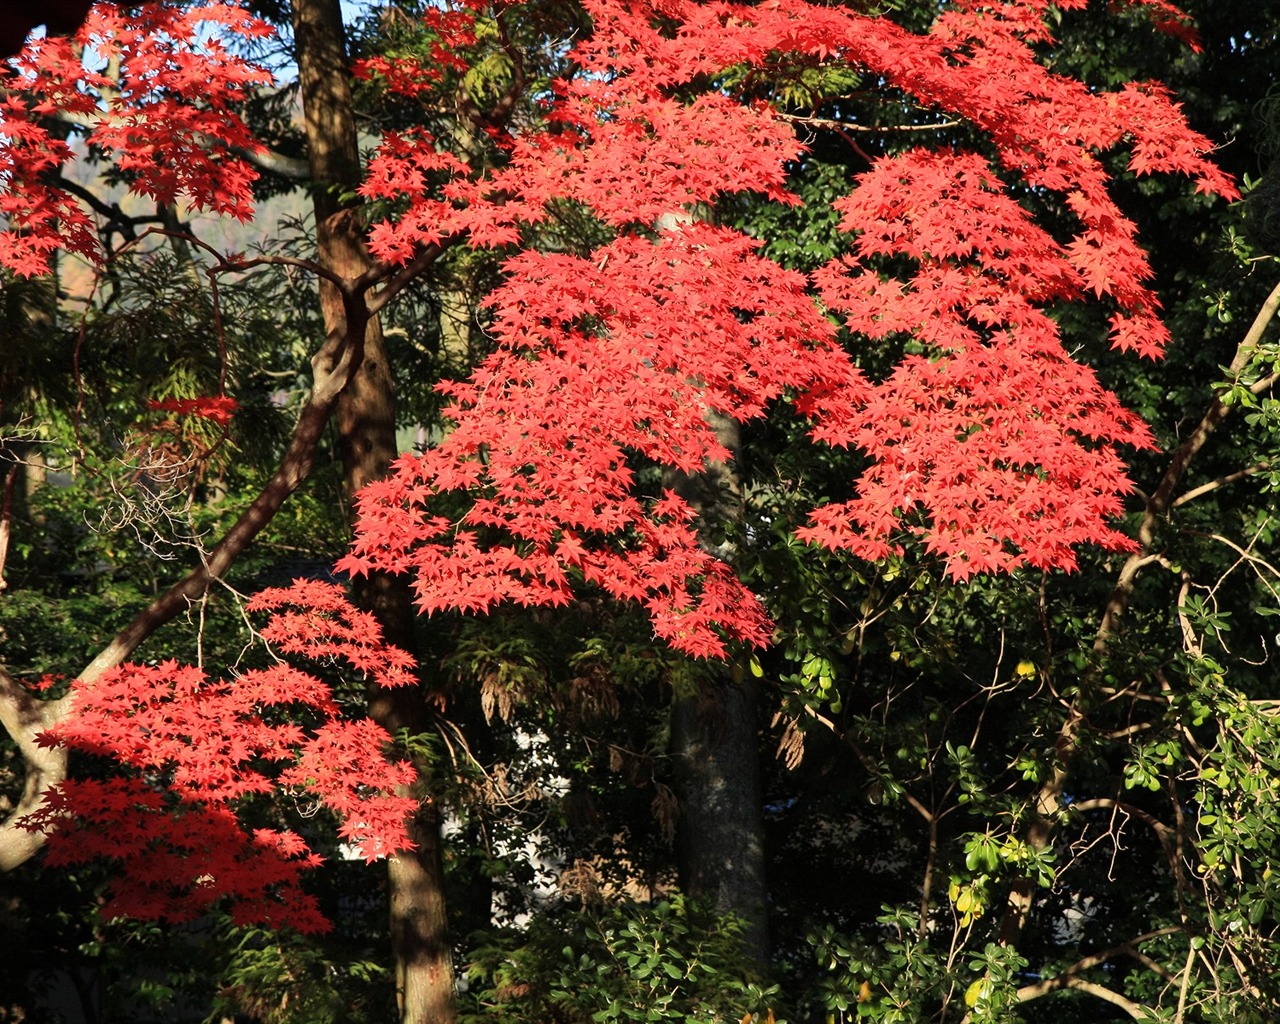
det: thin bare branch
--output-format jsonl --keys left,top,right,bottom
{"left": 1069, "top": 798, "right": 1174, "bottom": 841}
{"left": 120, "top": 226, "right": 344, "bottom": 290}
{"left": 1172, "top": 464, "right": 1266, "bottom": 508}
{"left": 1186, "top": 530, "right": 1280, "bottom": 592}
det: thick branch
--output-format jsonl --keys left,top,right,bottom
{"left": 1012, "top": 931, "right": 1186, "bottom": 1017}
{"left": 364, "top": 238, "right": 461, "bottom": 317}
{"left": 1015, "top": 977, "right": 1147, "bottom": 1020}
{"left": 963, "top": 930, "right": 1180, "bottom": 1024}
{"left": 1048, "top": 926, "right": 1182, "bottom": 983}
{"left": 231, "top": 143, "right": 311, "bottom": 181}
{"left": 81, "top": 312, "right": 366, "bottom": 680}
{"left": 39, "top": 103, "right": 312, "bottom": 184}
{"left": 1171, "top": 464, "right": 1265, "bottom": 508}
{"left": 0, "top": 666, "right": 68, "bottom": 870}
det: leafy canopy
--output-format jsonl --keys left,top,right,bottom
{"left": 2, "top": 0, "right": 1236, "bottom": 926}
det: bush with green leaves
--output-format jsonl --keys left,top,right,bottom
{"left": 460, "top": 894, "right": 778, "bottom": 1024}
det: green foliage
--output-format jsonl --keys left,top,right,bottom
{"left": 210, "top": 926, "right": 391, "bottom": 1024}
{"left": 460, "top": 895, "right": 777, "bottom": 1024}
{"left": 723, "top": 150, "right": 856, "bottom": 275}
{"left": 803, "top": 914, "right": 1027, "bottom": 1024}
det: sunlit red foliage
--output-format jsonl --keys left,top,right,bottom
{"left": 22, "top": 584, "right": 418, "bottom": 932}
{"left": 5, "top": 0, "right": 1237, "bottom": 925}
{"left": 343, "top": 0, "right": 1235, "bottom": 650}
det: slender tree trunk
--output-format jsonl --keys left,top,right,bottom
{"left": 291, "top": 2, "right": 456, "bottom": 1020}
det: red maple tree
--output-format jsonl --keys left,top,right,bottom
{"left": 5, "top": 0, "right": 1235, "bottom": 927}
{"left": 342, "top": 0, "right": 1235, "bottom": 649}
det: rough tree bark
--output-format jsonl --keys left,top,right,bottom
{"left": 291, "top": 1, "right": 456, "bottom": 1021}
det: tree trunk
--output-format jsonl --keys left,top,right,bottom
{"left": 291, "top": 1, "right": 456, "bottom": 1020}
{"left": 670, "top": 674, "right": 768, "bottom": 962}
{"left": 665, "top": 410, "right": 769, "bottom": 963}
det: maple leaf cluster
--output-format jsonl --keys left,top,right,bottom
{"left": 0, "top": 3, "right": 270, "bottom": 275}
{"left": 344, "top": 0, "right": 1236, "bottom": 650}
{"left": 343, "top": 225, "right": 850, "bottom": 657}
{"left": 22, "top": 584, "right": 419, "bottom": 932}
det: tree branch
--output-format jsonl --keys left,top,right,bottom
{"left": 56, "top": 177, "right": 164, "bottom": 242}
{"left": 1069, "top": 797, "right": 1181, "bottom": 879}
{"left": 231, "top": 143, "right": 311, "bottom": 181}
{"left": 0, "top": 666, "right": 70, "bottom": 871}
{"left": 0, "top": 295, "right": 370, "bottom": 870}
{"left": 774, "top": 111, "right": 963, "bottom": 133}
{"left": 0, "top": 459, "right": 15, "bottom": 592}
{"left": 994, "top": 275, "right": 1280, "bottom": 950}
{"left": 964, "top": 930, "right": 1180, "bottom": 1024}
{"left": 35, "top": 102, "right": 311, "bottom": 182}
{"left": 1183, "top": 530, "right": 1280, "bottom": 593}
{"left": 792, "top": 703, "right": 938, "bottom": 825}
{"left": 364, "top": 238, "right": 457, "bottom": 317}
{"left": 1015, "top": 976, "right": 1148, "bottom": 1020}
{"left": 1171, "top": 463, "right": 1266, "bottom": 508}
{"left": 121, "top": 226, "right": 344, "bottom": 290}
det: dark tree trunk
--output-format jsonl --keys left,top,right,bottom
{"left": 665, "top": 411, "right": 769, "bottom": 963}
{"left": 670, "top": 673, "right": 768, "bottom": 962}
{"left": 291, "top": 2, "right": 456, "bottom": 1021}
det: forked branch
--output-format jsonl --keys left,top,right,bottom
{"left": 0, "top": 237, "right": 450, "bottom": 871}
